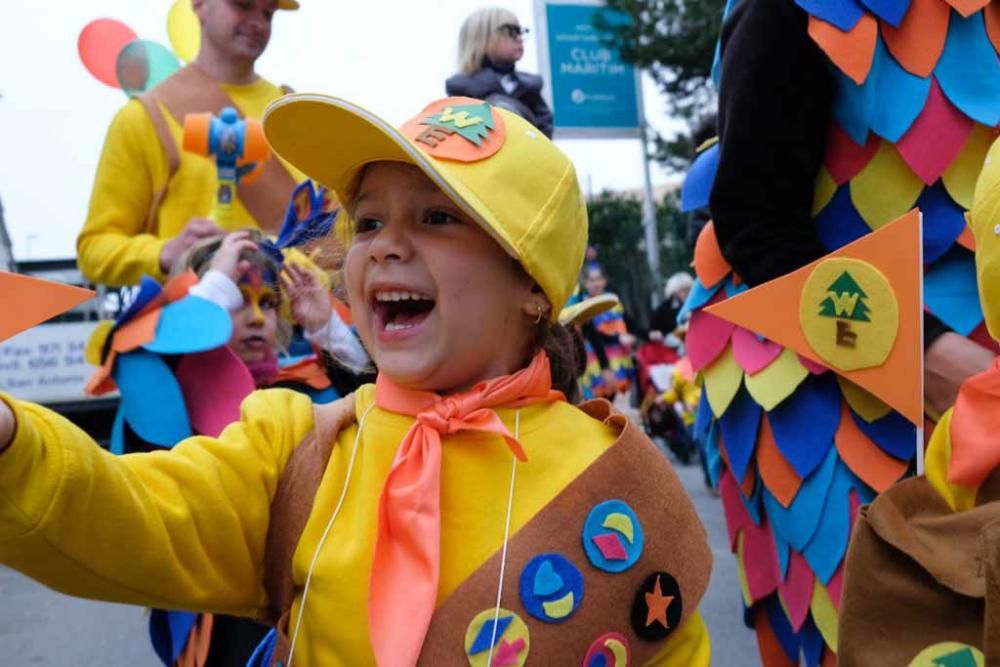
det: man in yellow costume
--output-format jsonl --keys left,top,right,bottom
{"left": 76, "top": 0, "right": 304, "bottom": 287}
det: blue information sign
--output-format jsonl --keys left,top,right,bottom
{"left": 537, "top": 2, "right": 640, "bottom": 136}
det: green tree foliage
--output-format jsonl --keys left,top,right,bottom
{"left": 586, "top": 190, "right": 692, "bottom": 327}
{"left": 595, "top": 0, "right": 725, "bottom": 169}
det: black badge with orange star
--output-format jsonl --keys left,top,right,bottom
{"left": 631, "top": 572, "right": 682, "bottom": 641}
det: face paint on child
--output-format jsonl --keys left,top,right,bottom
{"left": 230, "top": 272, "right": 279, "bottom": 364}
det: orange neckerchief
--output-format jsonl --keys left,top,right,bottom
{"left": 948, "top": 358, "right": 1000, "bottom": 487}
{"left": 369, "top": 351, "right": 564, "bottom": 666}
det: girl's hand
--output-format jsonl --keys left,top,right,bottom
{"left": 282, "top": 262, "right": 333, "bottom": 333}
{"left": 0, "top": 401, "right": 15, "bottom": 453}
{"left": 209, "top": 232, "right": 259, "bottom": 281}
{"left": 619, "top": 332, "right": 636, "bottom": 349}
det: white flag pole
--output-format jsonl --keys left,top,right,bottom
{"left": 916, "top": 210, "right": 925, "bottom": 475}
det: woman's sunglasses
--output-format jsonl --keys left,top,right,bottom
{"left": 498, "top": 24, "right": 530, "bottom": 39}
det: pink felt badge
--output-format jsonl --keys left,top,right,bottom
{"left": 731, "top": 327, "right": 784, "bottom": 375}
{"left": 176, "top": 346, "right": 255, "bottom": 437}
{"left": 897, "top": 80, "right": 974, "bottom": 185}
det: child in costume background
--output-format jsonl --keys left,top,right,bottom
{"left": 580, "top": 264, "right": 636, "bottom": 399}
{"left": 0, "top": 95, "right": 712, "bottom": 665}
{"left": 681, "top": 0, "right": 1000, "bottom": 662}
{"left": 96, "top": 229, "right": 359, "bottom": 667}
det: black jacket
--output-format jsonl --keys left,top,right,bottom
{"left": 710, "top": 0, "right": 948, "bottom": 347}
{"left": 446, "top": 67, "right": 554, "bottom": 138}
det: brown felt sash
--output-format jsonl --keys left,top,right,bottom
{"left": 261, "top": 398, "right": 712, "bottom": 665}
{"left": 138, "top": 64, "right": 296, "bottom": 235}
{"left": 839, "top": 471, "right": 1000, "bottom": 665}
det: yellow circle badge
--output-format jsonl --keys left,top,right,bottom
{"left": 799, "top": 258, "right": 899, "bottom": 371}
{"left": 908, "top": 642, "right": 984, "bottom": 666}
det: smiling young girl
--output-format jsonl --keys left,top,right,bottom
{"left": 0, "top": 95, "right": 710, "bottom": 665}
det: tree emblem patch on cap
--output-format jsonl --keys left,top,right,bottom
{"left": 420, "top": 102, "right": 495, "bottom": 146}
{"left": 402, "top": 97, "right": 506, "bottom": 163}
{"left": 799, "top": 258, "right": 899, "bottom": 371}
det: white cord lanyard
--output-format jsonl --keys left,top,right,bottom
{"left": 286, "top": 407, "right": 522, "bottom": 667}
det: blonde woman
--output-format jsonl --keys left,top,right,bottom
{"left": 445, "top": 7, "right": 554, "bottom": 137}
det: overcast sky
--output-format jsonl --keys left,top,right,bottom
{"left": 0, "top": 0, "right": 683, "bottom": 261}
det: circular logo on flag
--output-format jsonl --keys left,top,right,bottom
{"left": 518, "top": 553, "right": 584, "bottom": 623}
{"left": 582, "top": 499, "right": 645, "bottom": 573}
{"left": 583, "top": 632, "right": 631, "bottom": 667}
{"left": 463, "top": 608, "right": 530, "bottom": 667}
{"left": 799, "top": 258, "right": 899, "bottom": 371}
{"left": 908, "top": 642, "right": 984, "bottom": 666}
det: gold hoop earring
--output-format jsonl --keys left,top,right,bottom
{"left": 534, "top": 306, "right": 544, "bottom": 325}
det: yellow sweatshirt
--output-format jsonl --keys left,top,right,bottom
{"left": 76, "top": 77, "right": 304, "bottom": 287}
{"left": 0, "top": 387, "right": 709, "bottom": 665}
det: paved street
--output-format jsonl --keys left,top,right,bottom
{"left": 1, "top": 454, "right": 759, "bottom": 666}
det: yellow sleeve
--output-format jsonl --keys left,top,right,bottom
{"left": 925, "top": 408, "right": 978, "bottom": 512}
{"left": 644, "top": 611, "right": 711, "bottom": 666}
{"left": 76, "top": 100, "right": 169, "bottom": 286}
{"left": 0, "top": 388, "right": 314, "bottom": 617}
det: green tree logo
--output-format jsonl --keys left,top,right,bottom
{"left": 420, "top": 102, "right": 495, "bottom": 146}
{"left": 818, "top": 271, "right": 871, "bottom": 322}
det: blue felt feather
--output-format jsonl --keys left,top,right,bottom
{"left": 796, "top": 0, "right": 866, "bottom": 32}
{"left": 679, "top": 278, "right": 723, "bottom": 322}
{"left": 802, "top": 460, "right": 855, "bottom": 583}
{"left": 681, "top": 143, "right": 720, "bottom": 213}
{"left": 800, "top": 616, "right": 826, "bottom": 667}
{"left": 113, "top": 349, "right": 192, "bottom": 447}
{"left": 916, "top": 182, "right": 967, "bottom": 265}
{"left": 924, "top": 248, "right": 983, "bottom": 336}
{"left": 767, "top": 374, "right": 841, "bottom": 479}
{"left": 869, "top": 39, "right": 931, "bottom": 142}
{"left": 762, "top": 447, "right": 838, "bottom": 552}
{"left": 144, "top": 296, "right": 233, "bottom": 355}
{"left": 765, "top": 595, "right": 801, "bottom": 663}
{"left": 858, "top": 0, "right": 910, "bottom": 29}
{"left": 851, "top": 409, "right": 916, "bottom": 460}
{"left": 935, "top": 11, "right": 1000, "bottom": 128}
{"left": 718, "top": 388, "right": 762, "bottom": 485}
{"left": 816, "top": 186, "right": 871, "bottom": 251}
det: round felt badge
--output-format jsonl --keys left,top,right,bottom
{"left": 907, "top": 642, "right": 984, "bottom": 666}
{"left": 463, "top": 608, "right": 530, "bottom": 667}
{"left": 582, "top": 499, "right": 645, "bottom": 573}
{"left": 630, "top": 572, "right": 682, "bottom": 641}
{"left": 583, "top": 632, "right": 631, "bottom": 667}
{"left": 518, "top": 553, "right": 585, "bottom": 623}
{"left": 799, "top": 258, "right": 899, "bottom": 371}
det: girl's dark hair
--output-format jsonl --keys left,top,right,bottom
{"left": 536, "top": 322, "right": 581, "bottom": 402}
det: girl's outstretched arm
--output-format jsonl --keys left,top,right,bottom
{"left": 0, "top": 388, "right": 315, "bottom": 619}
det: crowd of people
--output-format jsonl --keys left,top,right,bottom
{"left": 2, "top": 0, "right": 1000, "bottom": 665}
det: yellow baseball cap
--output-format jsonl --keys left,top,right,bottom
{"left": 970, "top": 134, "right": 1000, "bottom": 340}
{"left": 261, "top": 95, "right": 588, "bottom": 320}
{"left": 277, "top": 0, "right": 299, "bottom": 8}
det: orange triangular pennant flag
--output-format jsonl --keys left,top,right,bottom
{"left": 706, "top": 210, "right": 923, "bottom": 425}
{"left": 0, "top": 272, "right": 95, "bottom": 342}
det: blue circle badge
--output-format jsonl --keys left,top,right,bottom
{"left": 582, "top": 499, "right": 645, "bottom": 573}
{"left": 518, "top": 553, "right": 584, "bottom": 623}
